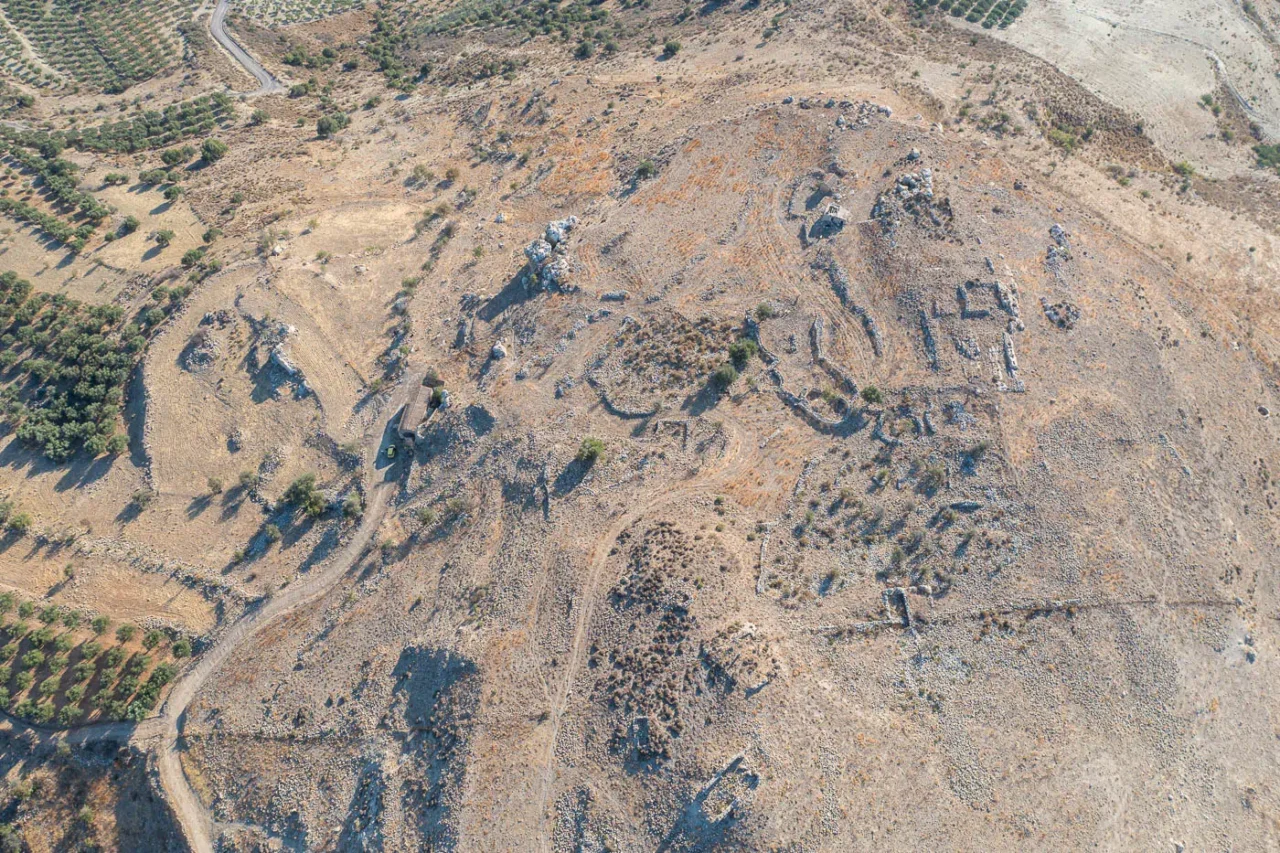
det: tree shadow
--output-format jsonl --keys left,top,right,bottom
{"left": 115, "top": 502, "right": 143, "bottom": 525}
{"left": 54, "top": 452, "right": 116, "bottom": 492}
{"left": 680, "top": 379, "right": 723, "bottom": 417}
{"left": 298, "top": 524, "right": 341, "bottom": 573}
{"left": 218, "top": 489, "right": 250, "bottom": 521}
{"left": 186, "top": 495, "right": 212, "bottom": 519}
{"left": 475, "top": 266, "right": 532, "bottom": 323}
{"left": 464, "top": 404, "right": 495, "bottom": 436}
{"left": 279, "top": 512, "right": 315, "bottom": 550}
{"left": 552, "top": 459, "right": 591, "bottom": 497}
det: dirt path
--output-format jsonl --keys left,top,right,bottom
{"left": 1078, "top": 9, "right": 1278, "bottom": 142}
{"left": 151, "top": 379, "right": 416, "bottom": 852}
{"left": 533, "top": 418, "right": 749, "bottom": 849}
{"left": 208, "top": 0, "right": 284, "bottom": 96}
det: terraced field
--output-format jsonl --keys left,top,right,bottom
{"left": 0, "top": 0, "right": 198, "bottom": 92}
{"left": 0, "top": 13, "right": 57, "bottom": 89}
{"left": 913, "top": 0, "right": 1028, "bottom": 28}
{"left": 234, "top": 0, "right": 364, "bottom": 25}
{"left": 0, "top": 93, "right": 236, "bottom": 153}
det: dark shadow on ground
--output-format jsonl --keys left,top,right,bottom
{"left": 388, "top": 647, "right": 480, "bottom": 851}
{"left": 186, "top": 495, "right": 212, "bottom": 519}
{"left": 475, "top": 267, "right": 531, "bottom": 323}
{"left": 681, "top": 379, "right": 723, "bottom": 417}
{"left": 552, "top": 459, "right": 591, "bottom": 497}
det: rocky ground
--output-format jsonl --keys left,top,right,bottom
{"left": 0, "top": 0, "right": 1277, "bottom": 850}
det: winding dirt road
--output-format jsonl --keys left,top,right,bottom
{"left": 150, "top": 382, "right": 412, "bottom": 851}
{"left": 534, "top": 419, "right": 749, "bottom": 850}
{"left": 156, "top": 470, "right": 401, "bottom": 851}
{"left": 208, "top": 0, "right": 284, "bottom": 96}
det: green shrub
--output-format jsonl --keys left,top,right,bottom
{"left": 577, "top": 437, "right": 606, "bottom": 464}
{"left": 728, "top": 338, "right": 757, "bottom": 368}
{"left": 316, "top": 113, "right": 350, "bottom": 139}
{"left": 1254, "top": 143, "right": 1280, "bottom": 172}
{"left": 283, "top": 473, "right": 326, "bottom": 517}
{"left": 860, "top": 385, "right": 884, "bottom": 405}
{"left": 712, "top": 363, "right": 738, "bottom": 388}
{"left": 160, "top": 145, "right": 195, "bottom": 167}
{"left": 201, "top": 138, "right": 228, "bottom": 162}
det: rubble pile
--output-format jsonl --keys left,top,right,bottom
{"left": 835, "top": 101, "right": 894, "bottom": 130}
{"left": 524, "top": 216, "right": 579, "bottom": 294}
{"left": 1041, "top": 297, "right": 1081, "bottom": 330}
{"left": 1045, "top": 223, "right": 1071, "bottom": 282}
{"left": 180, "top": 310, "right": 236, "bottom": 373}
{"left": 252, "top": 318, "right": 312, "bottom": 398}
{"left": 871, "top": 168, "right": 953, "bottom": 237}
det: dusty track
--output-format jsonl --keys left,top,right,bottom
{"left": 208, "top": 0, "right": 284, "bottom": 96}
{"left": 534, "top": 418, "right": 750, "bottom": 850}
{"left": 152, "top": 378, "right": 416, "bottom": 852}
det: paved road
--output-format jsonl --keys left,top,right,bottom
{"left": 209, "top": 0, "right": 284, "bottom": 95}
